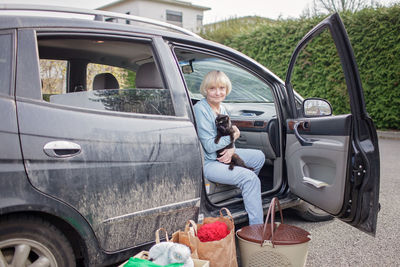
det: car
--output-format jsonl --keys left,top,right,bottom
{"left": 0, "top": 4, "right": 380, "bottom": 266}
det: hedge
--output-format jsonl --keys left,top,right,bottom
{"left": 202, "top": 6, "right": 400, "bottom": 130}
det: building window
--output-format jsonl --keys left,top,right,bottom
{"left": 196, "top": 15, "right": 203, "bottom": 29}
{"left": 166, "top": 10, "right": 182, "bottom": 27}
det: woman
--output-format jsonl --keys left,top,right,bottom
{"left": 193, "top": 70, "right": 265, "bottom": 225}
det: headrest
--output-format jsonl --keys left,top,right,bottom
{"left": 136, "top": 62, "right": 163, "bottom": 89}
{"left": 93, "top": 73, "right": 119, "bottom": 90}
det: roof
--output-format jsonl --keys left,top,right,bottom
{"left": 98, "top": 0, "right": 211, "bottom": 11}
{"left": 0, "top": 4, "right": 201, "bottom": 38}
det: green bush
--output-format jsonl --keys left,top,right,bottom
{"left": 202, "top": 5, "right": 400, "bottom": 130}
{"left": 200, "top": 16, "right": 274, "bottom": 44}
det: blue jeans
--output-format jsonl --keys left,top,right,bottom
{"left": 204, "top": 148, "right": 265, "bottom": 225}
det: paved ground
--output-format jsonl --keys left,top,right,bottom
{"left": 281, "top": 137, "right": 400, "bottom": 266}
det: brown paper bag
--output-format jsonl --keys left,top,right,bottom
{"left": 171, "top": 220, "right": 199, "bottom": 258}
{"left": 173, "top": 208, "right": 238, "bottom": 267}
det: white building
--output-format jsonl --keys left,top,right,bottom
{"left": 97, "top": 0, "right": 210, "bottom": 33}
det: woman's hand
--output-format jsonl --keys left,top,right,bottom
{"left": 232, "top": 125, "right": 240, "bottom": 141}
{"left": 217, "top": 148, "right": 235, "bottom": 164}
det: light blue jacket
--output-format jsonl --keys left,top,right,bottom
{"left": 193, "top": 98, "right": 231, "bottom": 162}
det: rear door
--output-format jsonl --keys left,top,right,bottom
{"left": 16, "top": 29, "right": 203, "bottom": 251}
{"left": 285, "top": 13, "right": 380, "bottom": 234}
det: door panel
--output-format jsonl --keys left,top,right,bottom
{"left": 286, "top": 115, "right": 351, "bottom": 214}
{"left": 17, "top": 100, "right": 202, "bottom": 251}
{"left": 285, "top": 13, "right": 379, "bottom": 234}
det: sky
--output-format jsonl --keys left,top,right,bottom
{"left": 0, "top": 0, "right": 397, "bottom": 24}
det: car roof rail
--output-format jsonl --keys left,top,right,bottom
{"left": 0, "top": 4, "right": 201, "bottom": 38}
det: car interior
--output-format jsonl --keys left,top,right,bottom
{"left": 37, "top": 35, "right": 282, "bottom": 208}
{"left": 174, "top": 48, "right": 282, "bottom": 206}
{"left": 38, "top": 36, "right": 175, "bottom": 116}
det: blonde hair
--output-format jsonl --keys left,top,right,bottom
{"left": 200, "top": 70, "right": 232, "bottom": 97}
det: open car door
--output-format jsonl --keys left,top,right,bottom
{"left": 285, "top": 13, "right": 380, "bottom": 235}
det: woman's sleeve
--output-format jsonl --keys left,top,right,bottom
{"left": 194, "top": 105, "right": 231, "bottom": 154}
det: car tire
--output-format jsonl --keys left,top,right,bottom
{"left": 0, "top": 215, "right": 76, "bottom": 267}
{"left": 292, "top": 202, "right": 334, "bottom": 222}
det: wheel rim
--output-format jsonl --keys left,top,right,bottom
{"left": 0, "top": 238, "right": 58, "bottom": 267}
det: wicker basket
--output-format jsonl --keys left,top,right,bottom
{"left": 236, "top": 198, "right": 311, "bottom": 267}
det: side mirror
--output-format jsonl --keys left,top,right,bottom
{"left": 181, "top": 59, "right": 194, "bottom": 74}
{"left": 303, "top": 98, "right": 332, "bottom": 117}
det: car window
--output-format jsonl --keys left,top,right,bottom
{"left": 177, "top": 55, "right": 274, "bottom": 104}
{"left": 174, "top": 48, "right": 276, "bottom": 119}
{"left": 0, "top": 33, "right": 13, "bottom": 95}
{"left": 291, "top": 29, "right": 351, "bottom": 115}
{"left": 40, "top": 59, "right": 67, "bottom": 101}
{"left": 38, "top": 37, "right": 174, "bottom": 116}
{"left": 86, "top": 63, "right": 136, "bottom": 90}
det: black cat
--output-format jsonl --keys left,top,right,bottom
{"left": 214, "top": 114, "right": 253, "bottom": 171}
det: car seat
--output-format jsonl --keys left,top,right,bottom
{"left": 93, "top": 73, "right": 119, "bottom": 90}
{"left": 205, "top": 178, "right": 242, "bottom": 203}
{"left": 136, "top": 62, "right": 163, "bottom": 89}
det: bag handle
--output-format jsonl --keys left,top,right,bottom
{"left": 183, "top": 220, "right": 199, "bottom": 256}
{"left": 219, "top": 207, "right": 234, "bottom": 224}
{"left": 155, "top": 228, "right": 169, "bottom": 244}
{"left": 184, "top": 220, "right": 198, "bottom": 235}
{"left": 262, "top": 197, "right": 284, "bottom": 246}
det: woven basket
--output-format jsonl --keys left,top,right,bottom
{"left": 236, "top": 197, "right": 311, "bottom": 267}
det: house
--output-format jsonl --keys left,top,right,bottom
{"left": 97, "top": 0, "right": 210, "bottom": 33}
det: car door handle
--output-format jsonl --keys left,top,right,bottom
{"left": 293, "top": 121, "right": 316, "bottom": 146}
{"left": 303, "top": 177, "right": 328, "bottom": 189}
{"left": 43, "top": 141, "right": 82, "bottom": 158}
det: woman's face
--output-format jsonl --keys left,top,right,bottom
{"left": 206, "top": 83, "right": 227, "bottom": 105}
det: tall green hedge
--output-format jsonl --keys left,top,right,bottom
{"left": 203, "top": 6, "right": 400, "bottom": 130}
